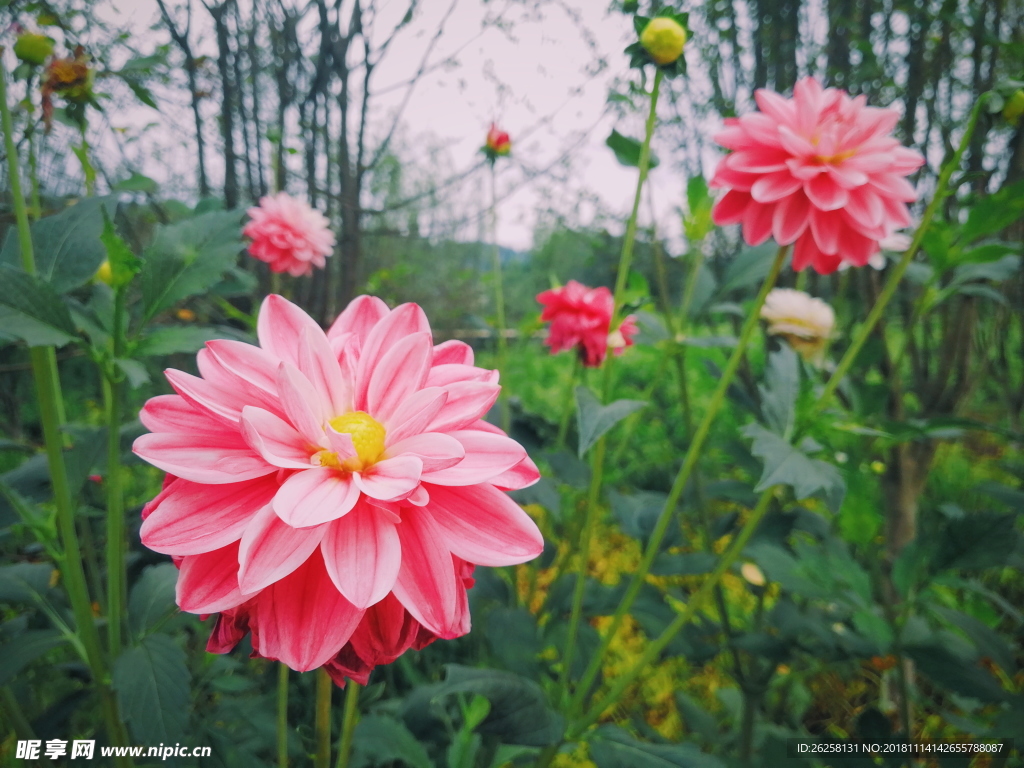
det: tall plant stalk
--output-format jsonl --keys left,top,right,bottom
{"left": 555, "top": 68, "right": 664, "bottom": 705}
{"left": 489, "top": 163, "right": 510, "bottom": 433}
{"left": 0, "top": 56, "right": 131, "bottom": 763}
{"left": 334, "top": 681, "right": 360, "bottom": 768}
{"left": 277, "top": 664, "right": 289, "bottom": 768}
{"left": 314, "top": 668, "right": 333, "bottom": 768}
{"left": 104, "top": 286, "right": 129, "bottom": 658}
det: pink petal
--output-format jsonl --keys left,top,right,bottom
{"left": 869, "top": 173, "right": 918, "bottom": 202}
{"left": 805, "top": 174, "right": 849, "bottom": 211}
{"left": 826, "top": 164, "right": 868, "bottom": 189}
{"left": 425, "top": 364, "right": 497, "bottom": 388}
{"left": 777, "top": 126, "right": 815, "bottom": 157}
{"left": 327, "top": 295, "right": 390, "bottom": 345}
{"left": 298, "top": 326, "right": 352, "bottom": 417}
{"left": 709, "top": 163, "right": 756, "bottom": 192}
{"left": 240, "top": 406, "right": 314, "bottom": 469}
{"left": 712, "top": 189, "right": 752, "bottom": 226}
{"left": 738, "top": 113, "right": 783, "bottom": 148}
{"left": 750, "top": 171, "right": 803, "bottom": 203}
{"left": 810, "top": 208, "right": 843, "bottom": 255}
{"left": 726, "top": 148, "right": 789, "bottom": 173}
{"left": 276, "top": 363, "right": 327, "bottom": 444}
{"left": 432, "top": 340, "right": 474, "bottom": 366}
{"left": 257, "top": 295, "right": 327, "bottom": 368}
{"left": 889, "top": 146, "right": 926, "bottom": 174}
{"left": 141, "top": 474, "right": 278, "bottom": 556}
{"left": 274, "top": 468, "right": 360, "bottom": 527}
{"left": 164, "top": 368, "right": 243, "bottom": 425}
{"left": 139, "top": 395, "right": 223, "bottom": 436}
{"left": 391, "top": 509, "right": 460, "bottom": 637}
{"left": 176, "top": 542, "right": 247, "bottom": 614}
{"left": 421, "top": 430, "right": 527, "bottom": 486}
{"left": 387, "top": 432, "right": 465, "bottom": 472}
{"left": 238, "top": 504, "right": 329, "bottom": 593}
{"left": 352, "top": 455, "right": 423, "bottom": 501}
{"left": 491, "top": 455, "right": 541, "bottom": 491}
{"left": 754, "top": 88, "right": 797, "bottom": 124}
{"left": 366, "top": 332, "right": 433, "bottom": 422}
{"left": 772, "top": 191, "right": 812, "bottom": 244}
{"left": 792, "top": 232, "right": 822, "bottom": 272}
{"left": 321, "top": 499, "right": 401, "bottom": 609}
{"left": 385, "top": 387, "right": 449, "bottom": 443}
{"left": 423, "top": 484, "right": 544, "bottom": 566}
{"left": 325, "top": 426, "right": 358, "bottom": 461}
{"left": 354, "top": 304, "right": 431, "bottom": 410}
{"left": 204, "top": 340, "right": 284, "bottom": 415}
{"left": 133, "top": 432, "right": 272, "bottom": 484}
{"left": 741, "top": 202, "right": 775, "bottom": 246}
{"left": 426, "top": 382, "right": 501, "bottom": 433}
{"left": 253, "top": 551, "right": 363, "bottom": 671}
{"left": 845, "top": 187, "right": 884, "bottom": 229}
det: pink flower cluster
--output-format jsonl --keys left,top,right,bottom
{"left": 135, "top": 295, "right": 543, "bottom": 679}
{"left": 710, "top": 77, "right": 925, "bottom": 274}
{"left": 537, "top": 281, "right": 637, "bottom": 367}
{"left": 243, "top": 193, "right": 336, "bottom": 277}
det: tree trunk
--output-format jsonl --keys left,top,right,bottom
{"left": 210, "top": 1, "right": 240, "bottom": 209}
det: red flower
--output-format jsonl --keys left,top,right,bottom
{"left": 537, "top": 281, "right": 637, "bottom": 367}
{"left": 483, "top": 123, "right": 511, "bottom": 160}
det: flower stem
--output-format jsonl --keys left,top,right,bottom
{"left": 568, "top": 243, "right": 788, "bottom": 717}
{"left": 104, "top": 287, "right": 128, "bottom": 658}
{"left": 334, "top": 681, "right": 360, "bottom": 768}
{"left": 277, "top": 664, "right": 289, "bottom": 768}
{"left": 569, "top": 486, "right": 776, "bottom": 737}
{"left": 555, "top": 356, "right": 580, "bottom": 450}
{"left": 812, "top": 93, "right": 990, "bottom": 414}
{"left": 314, "top": 668, "right": 333, "bottom": 768}
{"left": 490, "top": 163, "right": 510, "bottom": 433}
{"left": 1, "top": 54, "right": 131, "bottom": 764}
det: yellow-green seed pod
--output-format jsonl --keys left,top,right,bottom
{"left": 14, "top": 33, "right": 55, "bottom": 66}
{"left": 1004, "top": 90, "right": 1024, "bottom": 125}
{"left": 640, "top": 17, "right": 687, "bottom": 66}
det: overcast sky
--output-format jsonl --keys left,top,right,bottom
{"left": 94, "top": 0, "right": 702, "bottom": 252}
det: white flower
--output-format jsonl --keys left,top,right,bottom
{"left": 760, "top": 288, "right": 836, "bottom": 364}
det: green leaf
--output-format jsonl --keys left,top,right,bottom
{"left": 0, "top": 629, "right": 66, "bottom": 686}
{"left": 589, "top": 725, "right": 725, "bottom": 768}
{"left": 0, "top": 563, "right": 55, "bottom": 603}
{"left": 717, "top": 243, "right": 778, "bottom": 295}
{"left": 349, "top": 715, "right": 432, "bottom": 768}
{"left": 101, "top": 214, "right": 142, "bottom": 287}
{"left": 608, "top": 489, "right": 671, "bottom": 544}
{"left": 933, "top": 606, "right": 1016, "bottom": 675}
{"left": 951, "top": 254, "right": 1020, "bottom": 286}
{"left": 113, "top": 634, "right": 191, "bottom": 745}
{"left": 484, "top": 607, "right": 542, "bottom": 678}
{"left": 758, "top": 345, "right": 799, "bottom": 437}
{"left": 115, "top": 359, "right": 151, "bottom": 388}
{"left": 0, "top": 197, "right": 115, "bottom": 292}
{"left": 0, "top": 265, "right": 79, "bottom": 347}
{"left": 125, "top": 78, "right": 158, "bottom": 109}
{"left": 742, "top": 423, "right": 845, "bottom": 509}
{"left": 128, "top": 564, "right": 178, "bottom": 637}
{"left": 932, "top": 513, "right": 1018, "bottom": 573}
{"left": 960, "top": 180, "right": 1024, "bottom": 243}
{"left": 905, "top": 644, "right": 1008, "bottom": 702}
{"left": 651, "top": 552, "right": 716, "bottom": 576}
{"left": 133, "top": 325, "right": 229, "bottom": 357}
{"left": 139, "top": 211, "right": 244, "bottom": 321}
{"left": 576, "top": 387, "right": 645, "bottom": 458}
{"left": 851, "top": 609, "right": 893, "bottom": 654}
{"left": 958, "top": 242, "right": 1019, "bottom": 265}
{"left": 112, "top": 172, "right": 159, "bottom": 194}
{"left": 606, "top": 129, "right": 659, "bottom": 169}
{"left": 434, "top": 665, "right": 564, "bottom": 747}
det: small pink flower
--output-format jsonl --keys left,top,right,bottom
{"left": 537, "top": 280, "right": 637, "bottom": 367}
{"left": 710, "top": 77, "right": 925, "bottom": 274}
{"left": 243, "top": 193, "right": 336, "bottom": 277}
{"left": 134, "top": 295, "right": 543, "bottom": 677}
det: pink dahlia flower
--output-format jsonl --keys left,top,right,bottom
{"left": 134, "top": 295, "right": 543, "bottom": 675}
{"left": 537, "top": 280, "right": 637, "bottom": 367}
{"left": 710, "top": 77, "right": 925, "bottom": 274}
{"left": 243, "top": 192, "right": 336, "bottom": 277}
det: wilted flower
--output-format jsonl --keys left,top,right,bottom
{"left": 135, "top": 295, "right": 543, "bottom": 677}
{"left": 243, "top": 193, "right": 336, "bottom": 277}
{"left": 640, "top": 17, "right": 687, "bottom": 66}
{"left": 482, "top": 123, "right": 511, "bottom": 162}
{"left": 537, "top": 280, "right": 637, "bottom": 367}
{"left": 41, "top": 48, "right": 93, "bottom": 131}
{"left": 760, "top": 288, "right": 835, "bottom": 363}
{"left": 710, "top": 77, "right": 925, "bottom": 274}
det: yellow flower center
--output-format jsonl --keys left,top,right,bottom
{"left": 315, "top": 411, "right": 386, "bottom": 472}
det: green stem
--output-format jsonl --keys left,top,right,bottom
{"left": 1, "top": 686, "right": 36, "bottom": 741}
{"left": 1, "top": 55, "right": 130, "bottom": 763}
{"left": 315, "top": 668, "right": 333, "bottom": 768}
{"left": 490, "top": 163, "right": 510, "bottom": 433}
{"left": 277, "top": 664, "right": 289, "bottom": 768}
{"left": 555, "top": 356, "right": 580, "bottom": 450}
{"left": 813, "top": 94, "right": 990, "bottom": 414}
{"left": 568, "top": 244, "right": 788, "bottom": 717}
{"left": 104, "top": 288, "right": 128, "bottom": 657}
{"left": 334, "top": 681, "right": 360, "bottom": 768}
{"left": 569, "top": 487, "right": 776, "bottom": 737}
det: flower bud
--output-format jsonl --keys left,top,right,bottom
{"left": 1004, "top": 89, "right": 1024, "bottom": 125}
{"left": 485, "top": 124, "right": 511, "bottom": 157}
{"left": 94, "top": 260, "right": 114, "bottom": 285}
{"left": 640, "top": 17, "right": 687, "bottom": 66}
{"left": 14, "top": 33, "right": 55, "bottom": 66}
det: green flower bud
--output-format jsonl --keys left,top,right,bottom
{"left": 1004, "top": 90, "right": 1024, "bottom": 125}
{"left": 14, "top": 33, "right": 55, "bottom": 66}
{"left": 640, "top": 17, "right": 687, "bottom": 66}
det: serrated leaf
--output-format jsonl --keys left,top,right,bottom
{"left": 101, "top": 213, "right": 142, "bottom": 286}
{"left": 0, "top": 629, "right": 66, "bottom": 686}
{"left": 576, "top": 387, "right": 645, "bottom": 457}
{"left": 113, "top": 634, "right": 191, "bottom": 745}
{"left": 133, "top": 325, "right": 228, "bottom": 357}
{"left": 606, "top": 129, "right": 659, "bottom": 169}
{"left": 115, "top": 359, "right": 151, "bottom": 388}
{"left": 758, "top": 345, "right": 799, "bottom": 436}
{"left": 434, "top": 665, "right": 563, "bottom": 747}
{"left": 0, "top": 563, "right": 55, "bottom": 603}
{"left": 0, "top": 265, "right": 79, "bottom": 347}
{"left": 140, "top": 211, "right": 243, "bottom": 321}
{"left": 0, "top": 197, "right": 115, "bottom": 293}
{"left": 742, "top": 423, "right": 845, "bottom": 510}
{"left": 349, "top": 715, "right": 432, "bottom": 768}
{"left": 932, "top": 513, "right": 1018, "bottom": 573}
{"left": 717, "top": 242, "right": 779, "bottom": 295}
{"left": 589, "top": 725, "right": 725, "bottom": 768}
{"left": 128, "top": 564, "right": 178, "bottom": 637}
